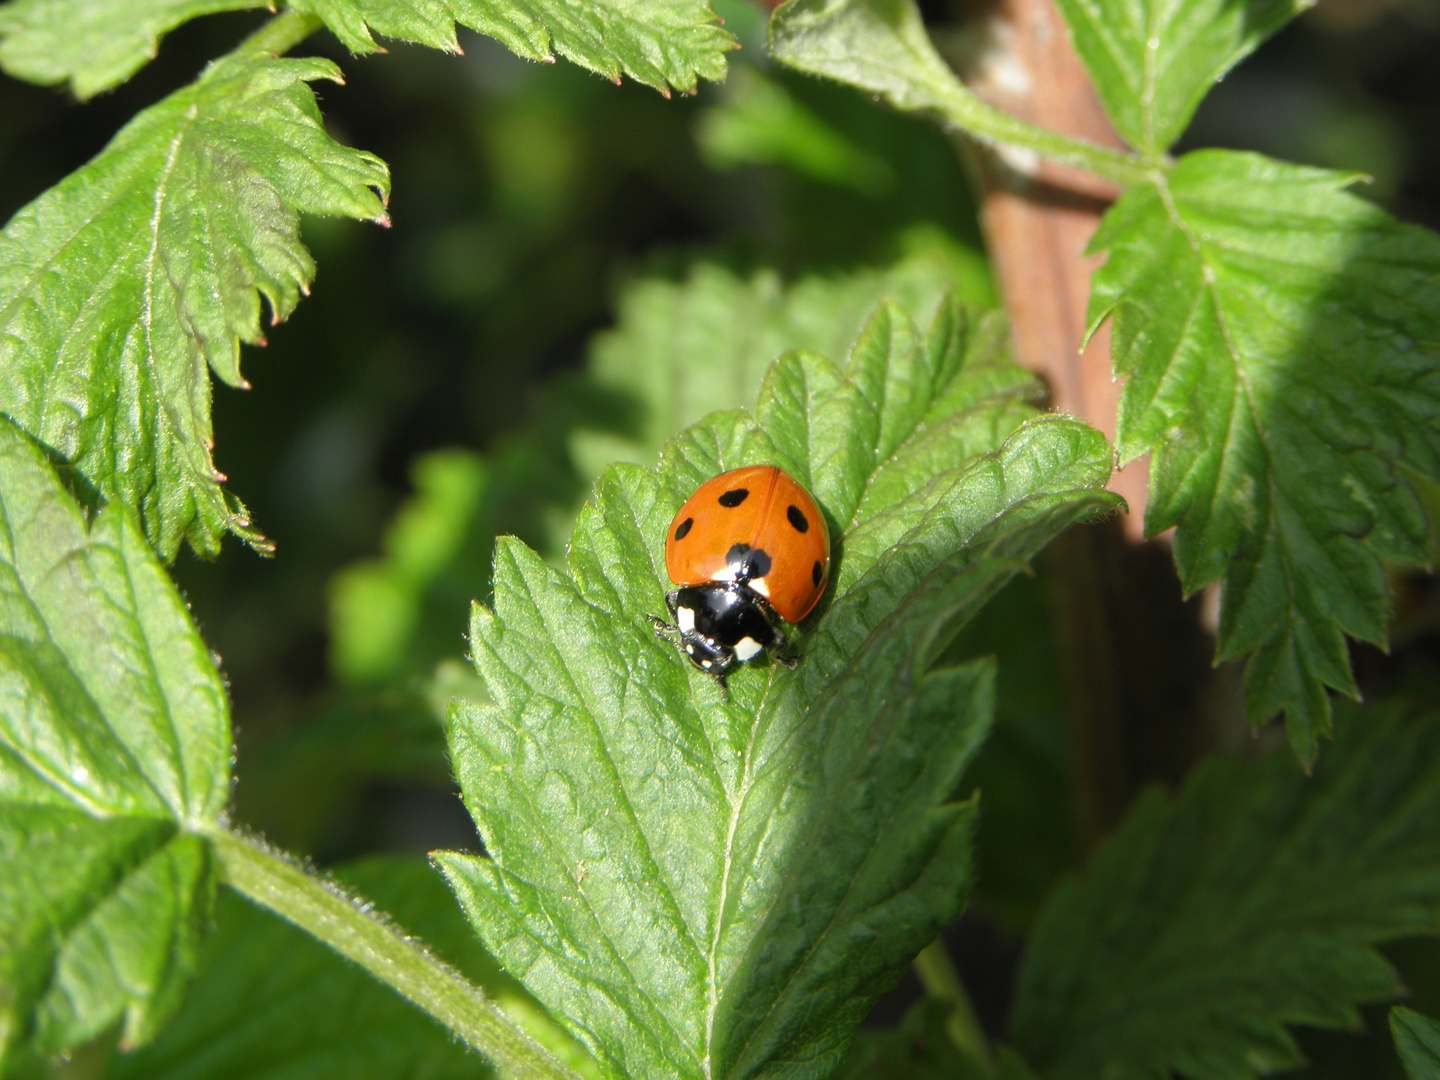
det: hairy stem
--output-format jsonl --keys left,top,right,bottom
{"left": 210, "top": 828, "right": 582, "bottom": 1080}
{"left": 235, "top": 9, "right": 324, "bottom": 57}
{"left": 913, "top": 938, "right": 992, "bottom": 1072}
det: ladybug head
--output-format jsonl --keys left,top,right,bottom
{"left": 680, "top": 633, "right": 737, "bottom": 678}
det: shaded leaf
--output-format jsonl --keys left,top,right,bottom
{"left": 1047, "top": 0, "right": 1308, "bottom": 155}
{"left": 1011, "top": 704, "right": 1440, "bottom": 1080}
{"left": 1394, "top": 1007, "right": 1440, "bottom": 1080}
{"left": 1088, "top": 150, "right": 1440, "bottom": 763}
{"left": 0, "top": 417, "right": 230, "bottom": 1066}
{"left": 436, "top": 296, "right": 1118, "bottom": 1079}
{"left": 0, "top": 51, "right": 390, "bottom": 559}
{"left": 104, "top": 857, "right": 597, "bottom": 1080}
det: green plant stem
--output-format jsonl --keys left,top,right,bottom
{"left": 235, "top": 8, "right": 324, "bottom": 57}
{"left": 934, "top": 81, "right": 1156, "bottom": 188}
{"left": 210, "top": 828, "right": 581, "bottom": 1080}
{"left": 913, "top": 938, "right": 993, "bottom": 1072}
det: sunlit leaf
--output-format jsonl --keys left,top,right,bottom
{"left": 1088, "top": 150, "right": 1440, "bottom": 763}
{"left": 1047, "top": 0, "right": 1308, "bottom": 155}
{"left": 0, "top": 51, "right": 389, "bottom": 559}
{"left": 289, "top": 0, "right": 736, "bottom": 94}
{"left": 436, "top": 296, "right": 1118, "bottom": 1079}
{"left": 0, "top": 0, "right": 264, "bottom": 98}
{"left": 0, "top": 418, "right": 230, "bottom": 1066}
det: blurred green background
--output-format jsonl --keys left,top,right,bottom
{"left": 2, "top": 0, "right": 1438, "bottom": 1074}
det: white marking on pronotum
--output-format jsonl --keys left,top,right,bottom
{"left": 748, "top": 577, "right": 770, "bottom": 598}
{"left": 677, "top": 606, "right": 696, "bottom": 633}
{"left": 710, "top": 564, "right": 739, "bottom": 583}
{"left": 733, "top": 636, "right": 764, "bottom": 661}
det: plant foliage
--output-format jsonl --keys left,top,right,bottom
{"left": 1045, "top": 0, "right": 1308, "bottom": 156}
{"left": 0, "top": 418, "right": 230, "bottom": 1068}
{"left": 0, "top": 0, "right": 737, "bottom": 97}
{"left": 1011, "top": 705, "right": 1440, "bottom": 1080}
{"left": 0, "top": 49, "right": 389, "bottom": 560}
{"left": 1088, "top": 151, "right": 1440, "bottom": 763}
{"left": 1394, "top": 1007, "right": 1440, "bottom": 1080}
{"left": 102, "top": 857, "right": 596, "bottom": 1080}
{"left": 437, "top": 296, "right": 1119, "bottom": 1079}
{"left": 770, "top": 0, "right": 1440, "bottom": 762}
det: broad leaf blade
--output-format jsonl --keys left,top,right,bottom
{"left": 1048, "top": 0, "right": 1308, "bottom": 155}
{"left": 437, "top": 297, "right": 1118, "bottom": 1079}
{"left": 1011, "top": 704, "right": 1440, "bottom": 1080}
{"left": 0, "top": 0, "right": 735, "bottom": 97}
{"left": 769, "top": 0, "right": 965, "bottom": 120}
{"left": 289, "top": 0, "right": 736, "bottom": 94}
{"left": 1394, "top": 1008, "right": 1440, "bottom": 1080}
{"left": 1089, "top": 150, "right": 1440, "bottom": 763}
{"left": 0, "top": 0, "right": 265, "bottom": 98}
{"left": 0, "top": 51, "right": 389, "bottom": 560}
{"left": 103, "top": 857, "right": 596, "bottom": 1080}
{"left": 0, "top": 417, "right": 230, "bottom": 1064}
{"left": 585, "top": 246, "right": 995, "bottom": 469}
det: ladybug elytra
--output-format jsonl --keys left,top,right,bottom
{"left": 651, "top": 465, "right": 830, "bottom": 685}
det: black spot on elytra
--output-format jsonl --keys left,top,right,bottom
{"left": 674, "top": 517, "right": 694, "bottom": 541}
{"left": 718, "top": 488, "right": 749, "bottom": 508}
{"left": 813, "top": 560, "right": 823, "bottom": 586}
{"left": 786, "top": 505, "right": 809, "bottom": 533}
{"left": 728, "top": 543, "right": 771, "bottom": 580}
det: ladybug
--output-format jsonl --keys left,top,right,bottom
{"left": 651, "top": 465, "right": 830, "bottom": 685}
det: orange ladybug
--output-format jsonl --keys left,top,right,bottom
{"left": 651, "top": 465, "right": 830, "bottom": 683}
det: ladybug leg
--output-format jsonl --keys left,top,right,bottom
{"left": 773, "top": 653, "right": 799, "bottom": 671}
{"left": 648, "top": 613, "right": 679, "bottom": 641}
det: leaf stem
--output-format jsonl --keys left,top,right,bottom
{"left": 913, "top": 938, "right": 993, "bottom": 1073}
{"left": 210, "top": 828, "right": 581, "bottom": 1080}
{"left": 235, "top": 9, "right": 324, "bottom": 57}
{"left": 932, "top": 82, "right": 1156, "bottom": 188}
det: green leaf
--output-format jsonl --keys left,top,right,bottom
{"left": 768, "top": 0, "right": 1152, "bottom": 189}
{"left": 1087, "top": 150, "right": 1440, "bottom": 764}
{"left": 288, "top": 0, "right": 736, "bottom": 94}
{"left": 0, "top": 417, "right": 230, "bottom": 1066}
{"left": 326, "top": 246, "right": 993, "bottom": 686}
{"left": 0, "top": 0, "right": 265, "bottom": 98}
{"left": 695, "top": 67, "right": 895, "bottom": 195}
{"left": 0, "top": 51, "right": 389, "bottom": 560}
{"left": 768, "top": 0, "right": 966, "bottom": 120}
{"left": 584, "top": 243, "right": 996, "bottom": 469}
{"left": 103, "top": 856, "right": 596, "bottom": 1080}
{"left": 1394, "top": 1008, "right": 1440, "bottom": 1080}
{"left": 833, "top": 999, "right": 987, "bottom": 1080}
{"left": 1010, "top": 704, "right": 1440, "bottom": 1080}
{"left": 1047, "top": 0, "right": 1308, "bottom": 156}
{"left": 0, "top": 0, "right": 736, "bottom": 96}
{"left": 436, "top": 296, "right": 1119, "bottom": 1079}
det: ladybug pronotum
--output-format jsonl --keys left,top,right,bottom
{"left": 651, "top": 465, "right": 831, "bottom": 685}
